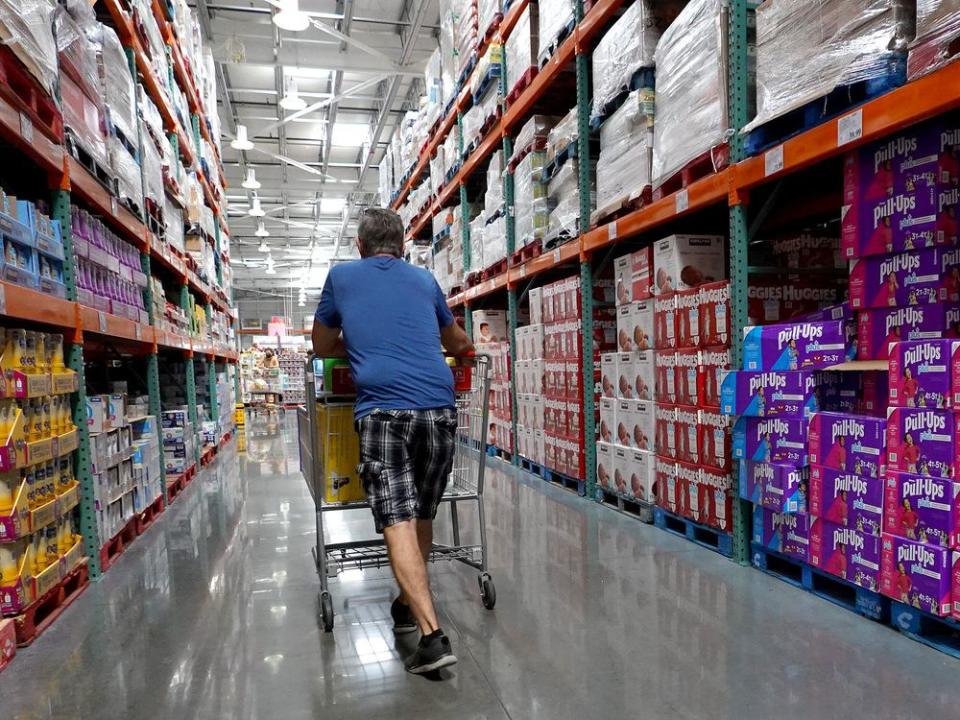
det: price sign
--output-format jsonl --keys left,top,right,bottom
{"left": 838, "top": 109, "right": 863, "bottom": 147}
{"left": 553, "top": 248, "right": 561, "bottom": 264}
{"left": 518, "top": 264, "right": 526, "bottom": 279}
{"left": 675, "top": 189, "right": 689, "bottom": 214}
{"left": 19, "top": 113, "right": 33, "bottom": 144}
{"left": 764, "top": 145, "right": 784, "bottom": 176}
{"left": 98, "top": 311, "right": 107, "bottom": 333}
{"left": 135, "top": 324, "right": 142, "bottom": 341}
{"left": 0, "top": 284, "right": 7, "bottom": 315}
{"left": 608, "top": 223, "right": 617, "bottom": 241}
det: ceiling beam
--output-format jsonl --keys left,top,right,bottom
{"left": 198, "top": 3, "right": 442, "bottom": 30}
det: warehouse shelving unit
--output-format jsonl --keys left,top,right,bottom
{"left": 0, "top": 0, "right": 237, "bottom": 606}
{"left": 393, "top": 0, "right": 960, "bottom": 566}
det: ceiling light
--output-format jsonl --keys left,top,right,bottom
{"left": 279, "top": 78, "right": 307, "bottom": 111}
{"left": 255, "top": 220, "right": 269, "bottom": 238}
{"left": 298, "top": 298, "right": 305, "bottom": 307}
{"left": 242, "top": 169, "right": 260, "bottom": 190}
{"left": 331, "top": 123, "right": 370, "bottom": 147}
{"left": 231, "top": 124, "right": 254, "bottom": 150}
{"left": 319, "top": 197, "right": 345, "bottom": 215}
{"left": 258, "top": 239, "right": 269, "bottom": 253}
{"left": 248, "top": 196, "right": 265, "bottom": 217}
{"left": 265, "top": 255, "right": 276, "bottom": 274}
{"left": 273, "top": 0, "right": 310, "bottom": 32}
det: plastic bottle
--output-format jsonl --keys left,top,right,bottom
{"left": 0, "top": 544, "right": 17, "bottom": 583}
{"left": 24, "top": 332, "right": 37, "bottom": 374}
{"left": 49, "top": 334, "right": 64, "bottom": 370}
{"left": 58, "top": 456, "right": 72, "bottom": 491}
{"left": 31, "top": 532, "right": 46, "bottom": 573}
{"left": 41, "top": 397, "right": 50, "bottom": 439}
{"left": 34, "top": 334, "right": 46, "bottom": 373}
{"left": 0, "top": 471, "right": 13, "bottom": 512}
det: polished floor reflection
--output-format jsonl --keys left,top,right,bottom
{"left": 2, "top": 414, "right": 960, "bottom": 719}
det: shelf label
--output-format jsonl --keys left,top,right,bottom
{"left": 675, "top": 189, "right": 689, "bottom": 214}
{"left": 110, "top": 197, "right": 118, "bottom": 216}
{"left": 19, "top": 113, "right": 32, "bottom": 144}
{"left": 135, "top": 324, "right": 142, "bottom": 341}
{"left": 0, "top": 284, "right": 7, "bottom": 315}
{"left": 553, "top": 248, "right": 562, "bottom": 264}
{"left": 608, "top": 223, "right": 617, "bottom": 241}
{"left": 838, "top": 109, "right": 863, "bottom": 147}
{"left": 98, "top": 311, "right": 107, "bottom": 333}
{"left": 764, "top": 145, "right": 784, "bottom": 176}
{"left": 518, "top": 264, "right": 526, "bottom": 279}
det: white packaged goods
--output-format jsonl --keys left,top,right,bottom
{"left": 0, "top": 0, "right": 58, "bottom": 94}
{"left": 484, "top": 150, "right": 504, "bottom": 220}
{"left": 468, "top": 215, "right": 485, "bottom": 273}
{"left": 95, "top": 23, "right": 137, "bottom": 142}
{"left": 484, "top": 214, "right": 507, "bottom": 266}
{"left": 596, "top": 90, "right": 654, "bottom": 215}
{"left": 547, "top": 160, "right": 589, "bottom": 242}
{"left": 546, "top": 110, "right": 578, "bottom": 160}
{"left": 424, "top": 47, "right": 444, "bottom": 128}
{"left": 589, "top": 0, "right": 661, "bottom": 120}
{"left": 909, "top": 0, "right": 960, "bottom": 76}
{"left": 744, "top": 0, "right": 915, "bottom": 134}
{"left": 652, "top": 235, "right": 727, "bottom": 294}
{"left": 505, "top": 4, "right": 539, "bottom": 98}
{"left": 478, "top": 0, "right": 501, "bottom": 39}
{"left": 652, "top": 0, "right": 732, "bottom": 189}
{"left": 538, "top": 0, "right": 575, "bottom": 57}
{"left": 472, "top": 310, "right": 508, "bottom": 344}
{"left": 514, "top": 151, "right": 548, "bottom": 247}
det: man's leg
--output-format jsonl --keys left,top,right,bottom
{"left": 415, "top": 518, "right": 433, "bottom": 561}
{"left": 383, "top": 520, "right": 440, "bottom": 634}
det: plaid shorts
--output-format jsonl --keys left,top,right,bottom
{"left": 356, "top": 408, "right": 457, "bottom": 533}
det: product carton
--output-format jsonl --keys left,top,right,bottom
{"left": 753, "top": 506, "right": 783, "bottom": 551}
{"left": 615, "top": 247, "right": 653, "bottom": 304}
{"left": 617, "top": 353, "right": 636, "bottom": 399}
{"left": 732, "top": 417, "right": 808, "bottom": 466}
{"left": 673, "top": 460, "right": 699, "bottom": 519}
{"left": 0, "top": 618, "right": 14, "bottom": 673}
{"left": 739, "top": 459, "right": 808, "bottom": 513}
{"left": 612, "top": 444, "right": 629, "bottom": 495}
{"left": 635, "top": 349, "right": 655, "bottom": 401}
{"left": 596, "top": 441, "right": 614, "bottom": 491}
{"left": 616, "top": 305, "right": 633, "bottom": 352}
{"left": 653, "top": 292, "right": 677, "bottom": 349}
{"left": 697, "top": 466, "right": 734, "bottom": 531}
{"left": 629, "top": 299, "right": 655, "bottom": 351}
{"left": 720, "top": 370, "right": 819, "bottom": 417}
{"left": 86, "top": 395, "right": 110, "bottom": 433}
{"left": 599, "top": 397, "right": 617, "bottom": 444}
{"left": 849, "top": 246, "right": 960, "bottom": 310}
{"left": 743, "top": 320, "right": 851, "bottom": 371}
{"left": 881, "top": 534, "right": 953, "bottom": 615}
{"left": 472, "top": 310, "right": 508, "bottom": 343}
{"left": 809, "top": 465, "right": 884, "bottom": 535}
{"left": 857, "top": 304, "right": 950, "bottom": 361}
{"left": 674, "top": 405, "right": 699, "bottom": 465}
{"left": 888, "top": 339, "right": 960, "bottom": 409}
{"left": 655, "top": 404, "right": 677, "bottom": 459}
{"left": 654, "top": 351, "right": 677, "bottom": 404}
{"left": 698, "top": 408, "right": 732, "bottom": 472}
{"left": 631, "top": 399, "right": 655, "bottom": 451}
{"left": 699, "top": 346, "right": 732, "bottom": 408}
{"left": 809, "top": 519, "right": 882, "bottom": 591}
{"left": 807, "top": 411, "right": 887, "bottom": 478}
{"left": 954, "top": 551, "right": 960, "bottom": 620}
{"left": 652, "top": 234, "right": 726, "bottom": 293}
{"left": 615, "top": 400, "right": 633, "bottom": 448}
{"left": 883, "top": 471, "right": 959, "bottom": 547}
{"left": 887, "top": 407, "right": 955, "bottom": 478}
{"left": 600, "top": 353, "right": 618, "bottom": 398}
{"left": 674, "top": 348, "right": 700, "bottom": 407}
{"left": 698, "top": 280, "right": 730, "bottom": 348}
{"left": 627, "top": 448, "right": 655, "bottom": 502}
{"left": 780, "top": 512, "right": 812, "bottom": 562}
{"left": 655, "top": 456, "right": 678, "bottom": 513}
{"left": 674, "top": 287, "right": 701, "bottom": 348}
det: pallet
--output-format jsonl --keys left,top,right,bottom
{"left": 751, "top": 544, "right": 890, "bottom": 622}
{"left": 0, "top": 44, "right": 64, "bottom": 143}
{"left": 135, "top": 493, "right": 165, "bottom": 535}
{"left": 486, "top": 444, "right": 513, "bottom": 463}
{"left": 538, "top": 17, "right": 576, "bottom": 68}
{"left": 200, "top": 445, "right": 216, "bottom": 467}
{"left": 543, "top": 229, "right": 578, "bottom": 252}
{"left": 542, "top": 141, "right": 578, "bottom": 184}
{"left": 505, "top": 66, "right": 537, "bottom": 107}
{"left": 219, "top": 429, "right": 233, "bottom": 447}
{"left": 456, "top": 53, "right": 479, "bottom": 94}
{"left": 478, "top": 257, "right": 507, "bottom": 282}
{"left": 165, "top": 464, "right": 196, "bottom": 504}
{"left": 597, "top": 487, "right": 654, "bottom": 523}
{"left": 890, "top": 601, "right": 960, "bottom": 660}
{"left": 145, "top": 198, "right": 164, "bottom": 239}
{"left": 462, "top": 109, "right": 502, "bottom": 160}
{"left": 518, "top": 456, "right": 585, "bottom": 495}
{"left": 653, "top": 507, "right": 733, "bottom": 557}
{"left": 518, "top": 455, "right": 543, "bottom": 477}
{"left": 590, "top": 185, "right": 653, "bottom": 228}
{"left": 744, "top": 53, "right": 907, "bottom": 157}
{"left": 444, "top": 162, "right": 461, "bottom": 185}
{"left": 98, "top": 514, "right": 139, "bottom": 574}
{"left": 472, "top": 65, "right": 502, "bottom": 106}
{"left": 589, "top": 66, "right": 655, "bottom": 132}
{"left": 65, "top": 131, "right": 116, "bottom": 194}
{"left": 14, "top": 561, "right": 89, "bottom": 647}
{"left": 908, "top": 34, "right": 960, "bottom": 81}
{"left": 508, "top": 237, "right": 542, "bottom": 267}
{"left": 111, "top": 125, "right": 139, "bottom": 162}
{"left": 652, "top": 144, "right": 730, "bottom": 202}
{"left": 481, "top": 13, "right": 503, "bottom": 44}
{"left": 432, "top": 226, "right": 451, "bottom": 246}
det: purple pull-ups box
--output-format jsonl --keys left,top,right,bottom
{"left": 739, "top": 460, "right": 808, "bottom": 513}
{"left": 809, "top": 464, "right": 883, "bottom": 536}
{"left": 888, "top": 339, "right": 960, "bottom": 409}
{"left": 720, "top": 371, "right": 818, "bottom": 417}
{"left": 742, "top": 320, "right": 852, "bottom": 371}
{"left": 733, "top": 417, "right": 808, "bottom": 466}
{"left": 857, "top": 304, "right": 951, "bottom": 361}
{"left": 881, "top": 534, "right": 952, "bottom": 616}
{"left": 810, "top": 519, "right": 882, "bottom": 591}
{"left": 849, "top": 245, "right": 960, "bottom": 310}
{"left": 886, "top": 407, "right": 956, "bottom": 478}
{"left": 807, "top": 412, "right": 887, "bottom": 479}
{"left": 883, "top": 471, "right": 959, "bottom": 548}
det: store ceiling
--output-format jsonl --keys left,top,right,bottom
{"left": 197, "top": 0, "right": 440, "bottom": 293}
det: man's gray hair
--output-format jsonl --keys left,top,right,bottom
{"left": 357, "top": 207, "right": 404, "bottom": 258}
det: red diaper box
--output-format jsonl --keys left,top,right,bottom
{"left": 674, "top": 405, "right": 700, "bottom": 465}
{"left": 615, "top": 247, "right": 654, "bottom": 303}
{"left": 655, "top": 403, "right": 678, "bottom": 459}
{"left": 699, "top": 345, "right": 733, "bottom": 408}
{"left": 675, "top": 287, "right": 701, "bottom": 348}
{"left": 565, "top": 361, "right": 581, "bottom": 403}
{"left": 698, "top": 408, "right": 733, "bottom": 472}
{"left": 675, "top": 347, "right": 701, "bottom": 406}
{"left": 655, "top": 455, "right": 679, "bottom": 513}
{"left": 697, "top": 466, "right": 735, "bottom": 532}
{"left": 654, "top": 292, "right": 678, "bottom": 350}
{"left": 0, "top": 619, "right": 14, "bottom": 674}
{"left": 748, "top": 277, "right": 843, "bottom": 326}
{"left": 674, "top": 460, "right": 699, "bottom": 520}
{"left": 655, "top": 351, "right": 677, "bottom": 404}
{"left": 699, "top": 280, "right": 731, "bottom": 348}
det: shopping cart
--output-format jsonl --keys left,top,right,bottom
{"left": 297, "top": 353, "right": 496, "bottom": 632}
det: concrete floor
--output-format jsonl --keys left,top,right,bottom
{"left": 2, "top": 414, "right": 960, "bottom": 719}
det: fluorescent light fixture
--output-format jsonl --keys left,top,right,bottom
{"left": 319, "top": 197, "right": 345, "bottom": 215}
{"left": 255, "top": 220, "right": 269, "bottom": 238}
{"left": 248, "top": 196, "right": 265, "bottom": 217}
{"left": 258, "top": 238, "right": 269, "bottom": 252}
{"left": 279, "top": 78, "right": 307, "bottom": 111}
{"left": 273, "top": 0, "right": 310, "bottom": 31}
{"left": 241, "top": 169, "right": 260, "bottom": 190}
{"left": 331, "top": 123, "right": 369, "bottom": 147}
{"left": 231, "top": 124, "right": 254, "bottom": 150}
{"left": 265, "top": 255, "right": 276, "bottom": 274}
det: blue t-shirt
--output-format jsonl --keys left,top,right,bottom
{"left": 314, "top": 256, "right": 456, "bottom": 419}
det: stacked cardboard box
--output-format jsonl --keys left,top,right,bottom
{"left": 162, "top": 409, "right": 195, "bottom": 477}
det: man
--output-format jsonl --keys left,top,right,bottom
{"left": 312, "top": 208, "right": 473, "bottom": 675}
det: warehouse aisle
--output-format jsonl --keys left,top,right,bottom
{"left": 2, "top": 415, "right": 960, "bottom": 719}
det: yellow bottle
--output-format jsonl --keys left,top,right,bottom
{"left": 49, "top": 334, "right": 64, "bottom": 370}
{"left": 44, "top": 461, "right": 56, "bottom": 499}
{"left": 23, "top": 332, "right": 37, "bottom": 374}
{"left": 58, "top": 457, "right": 72, "bottom": 491}
{"left": 44, "top": 524, "right": 58, "bottom": 565}
{"left": 31, "top": 399, "right": 42, "bottom": 441}
{"left": 0, "top": 470, "right": 14, "bottom": 512}
{"left": 31, "top": 532, "right": 46, "bottom": 574}
{"left": 34, "top": 333, "right": 46, "bottom": 373}
{"left": 0, "top": 543, "right": 18, "bottom": 583}
{"left": 8, "top": 329, "right": 24, "bottom": 373}
{"left": 41, "top": 397, "right": 50, "bottom": 439}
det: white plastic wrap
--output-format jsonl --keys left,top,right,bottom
{"left": 406, "top": 241, "right": 433, "bottom": 270}
{"left": 590, "top": 0, "right": 662, "bottom": 121}
{"left": 651, "top": 0, "right": 728, "bottom": 189}
{"left": 514, "top": 150, "right": 548, "bottom": 247}
{"left": 59, "top": 71, "right": 108, "bottom": 167}
{"left": 163, "top": 193, "right": 185, "bottom": 253}
{"left": 141, "top": 121, "right": 164, "bottom": 208}
{"left": 909, "top": 0, "right": 960, "bottom": 76}
{"left": 546, "top": 108, "right": 578, "bottom": 160}
{"left": 478, "top": 0, "right": 501, "bottom": 40}
{"left": 95, "top": 24, "right": 137, "bottom": 142}
{"left": 505, "top": 3, "right": 539, "bottom": 98}
{"left": 484, "top": 149, "right": 504, "bottom": 220}
{"left": 430, "top": 151, "right": 446, "bottom": 197}
{"left": 484, "top": 213, "right": 507, "bottom": 265}
{"left": 468, "top": 215, "right": 485, "bottom": 273}
{"left": 55, "top": 3, "right": 99, "bottom": 101}
{"left": 139, "top": 84, "right": 165, "bottom": 148}
{"left": 546, "top": 160, "right": 593, "bottom": 241}
{"left": 596, "top": 89, "right": 654, "bottom": 213}
{"left": 511, "top": 115, "right": 559, "bottom": 162}
{"left": 744, "top": 0, "right": 914, "bottom": 133}
{"left": 424, "top": 47, "right": 444, "bottom": 128}
{"left": 0, "top": 0, "right": 58, "bottom": 94}
{"left": 110, "top": 137, "right": 144, "bottom": 213}
{"left": 439, "top": 0, "right": 459, "bottom": 106}
{"left": 537, "top": 0, "right": 575, "bottom": 57}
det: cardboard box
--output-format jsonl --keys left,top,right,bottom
{"left": 782, "top": 511, "right": 813, "bottom": 562}
{"left": 674, "top": 348, "right": 700, "bottom": 406}
{"left": 733, "top": 416, "right": 808, "bottom": 466}
{"left": 743, "top": 320, "right": 852, "bottom": 371}
{"left": 857, "top": 304, "right": 950, "bottom": 361}
{"left": 654, "top": 456, "right": 676, "bottom": 511}
{"left": 720, "top": 370, "right": 820, "bottom": 417}
{"left": 473, "top": 310, "right": 508, "bottom": 343}
{"left": 883, "top": 471, "right": 958, "bottom": 548}
{"left": 887, "top": 407, "right": 954, "bottom": 478}
{"left": 807, "top": 411, "right": 886, "bottom": 478}
{"left": 612, "top": 444, "right": 630, "bottom": 495}
{"left": 615, "top": 400, "right": 633, "bottom": 448}
{"left": 881, "top": 533, "right": 952, "bottom": 615}
{"left": 849, "top": 246, "right": 960, "bottom": 310}
{"left": 674, "top": 287, "right": 701, "bottom": 348}
{"left": 628, "top": 448, "right": 655, "bottom": 502}
{"left": 809, "top": 519, "right": 882, "bottom": 591}
{"left": 674, "top": 405, "right": 699, "bottom": 465}
{"left": 631, "top": 400, "right": 655, "bottom": 451}
{"left": 616, "top": 305, "right": 633, "bottom": 352}
{"left": 699, "top": 346, "right": 732, "bottom": 408}
{"left": 698, "top": 408, "right": 732, "bottom": 473}
{"left": 617, "top": 352, "right": 636, "bottom": 399}
{"left": 0, "top": 618, "right": 14, "bottom": 673}
{"left": 698, "top": 280, "right": 730, "bottom": 347}
{"left": 629, "top": 300, "right": 655, "bottom": 351}
{"left": 653, "top": 292, "right": 677, "bottom": 349}
{"left": 697, "top": 466, "right": 734, "bottom": 532}
{"left": 809, "top": 464, "right": 884, "bottom": 535}
{"left": 753, "top": 506, "right": 783, "bottom": 551}
{"left": 597, "top": 441, "right": 615, "bottom": 491}
{"left": 654, "top": 351, "right": 677, "bottom": 404}
{"left": 652, "top": 234, "right": 726, "bottom": 293}
{"left": 887, "top": 338, "right": 959, "bottom": 409}
{"left": 655, "top": 403, "right": 677, "bottom": 459}
{"left": 635, "top": 349, "right": 655, "bottom": 401}
{"left": 86, "top": 395, "right": 110, "bottom": 433}
{"left": 600, "top": 353, "right": 618, "bottom": 398}
{"left": 599, "top": 397, "right": 617, "bottom": 444}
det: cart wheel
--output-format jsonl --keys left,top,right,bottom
{"left": 478, "top": 573, "right": 496, "bottom": 610}
{"left": 320, "top": 591, "right": 335, "bottom": 632}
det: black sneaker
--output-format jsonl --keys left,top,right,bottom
{"left": 391, "top": 598, "right": 418, "bottom": 635}
{"left": 404, "top": 630, "right": 458, "bottom": 674}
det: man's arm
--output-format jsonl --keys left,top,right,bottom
{"left": 440, "top": 321, "right": 474, "bottom": 357}
{"left": 312, "top": 323, "right": 347, "bottom": 358}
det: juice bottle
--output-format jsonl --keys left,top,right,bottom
{"left": 0, "top": 543, "right": 17, "bottom": 583}
{"left": 8, "top": 329, "right": 25, "bottom": 373}
{"left": 0, "top": 470, "right": 14, "bottom": 512}
{"left": 34, "top": 334, "right": 46, "bottom": 373}
{"left": 31, "top": 532, "right": 46, "bottom": 573}
{"left": 58, "top": 456, "right": 72, "bottom": 491}
{"left": 44, "top": 461, "right": 56, "bottom": 499}
{"left": 32, "top": 399, "right": 43, "bottom": 441}
{"left": 41, "top": 397, "right": 50, "bottom": 438}
{"left": 49, "top": 333, "right": 64, "bottom": 370}
{"left": 23, "top": 332, "right": 37, "bottom": 374}
{"left": 44, "top": 524, "right": 58, "bottom": 564}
